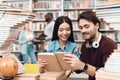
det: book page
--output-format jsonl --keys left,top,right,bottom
{"left": 37, "top": 53, "right": 62, "bottom": 71}
{"left": 55, "top": 52, "right": 73, "bottom": 70}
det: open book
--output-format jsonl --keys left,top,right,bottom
{"left": 37, "top": 52, "right": 73, "bottom": 71}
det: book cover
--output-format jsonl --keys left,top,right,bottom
{"left": 40, "top": 71, "right": 65, "bottom": 80}
{"left": 14, "top": 73, "right": 40, "bottom": 80}
{"left": 24, "top": 64, "right": 40, "bottom": 74}
{"left": 55, "top": 52, "right": 73, "bottom": 71}
{"left": 37, "top": 53, "right": 62, "bottom": 71}
{"left": 37, "top": 52, "right": 73, "bottom": 71}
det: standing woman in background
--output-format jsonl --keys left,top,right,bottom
{"left": 19, "top": 22, "right": 37, "bottom": 64}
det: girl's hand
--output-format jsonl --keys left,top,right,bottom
{"left": 37, "top": 59, "right": 48, "bottom": 68}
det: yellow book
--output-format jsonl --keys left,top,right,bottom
{"left": 24, "top": 64, "right": 40, "bottom": 74}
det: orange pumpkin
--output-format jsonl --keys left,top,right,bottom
{"left": 0, "top": 57, "right": 18, "bottom": 78}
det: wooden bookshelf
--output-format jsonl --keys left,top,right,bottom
{"left": 1, "top": 0, "right": 120, "bottom": 45}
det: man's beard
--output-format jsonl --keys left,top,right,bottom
{"left": 82, "top": 33, "right": 95, "bottom": 42}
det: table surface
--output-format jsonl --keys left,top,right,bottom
{"left": 69, "top": 78, "right": 87, "bottom": 80}
{"left": 68, "top": 72, "right": 88, "bottom": 80}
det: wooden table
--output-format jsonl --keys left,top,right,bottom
{"left": 69, "top": 78, "right": 87, "bottom": 80}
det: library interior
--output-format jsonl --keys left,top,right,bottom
{"left": 0, "top": 0, "right": 120, "bottom": 80}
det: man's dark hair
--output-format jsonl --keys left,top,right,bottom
{"left": 77, "top": 10, "right": 100, "bottom": 31}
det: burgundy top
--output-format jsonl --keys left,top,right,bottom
{"left": 80, "top": 35, "right": 117, "bottom": 80}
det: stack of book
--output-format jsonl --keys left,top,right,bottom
{"left": 14, "top": 73, "right": 40, "bottom": 80}
{"left": 96, "top": 68, "right": 120, "bottom": 80}
{"left": 0, "top": 8, "right": 34, "bottom": 50}
{"left": 96, "top": 49, "right": 120, "bottom": 80}
{"left": 14, "top": 64, "right": 40, "bottom": 80}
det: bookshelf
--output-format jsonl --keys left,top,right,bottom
{"left": 96, "top": 0, "right": 120, "bottom": 7}
{"left": 31, "top": 0, "right": 63, "bottom": 52}
{"left": 32, "top": 0, "right": 62, "bottom": 33}
{"left": 1, "top": 0, "right": 120, "bottom": 46}
{"left": 63, "top": 0, "right": 94, "bottom": 45}
{"left": 95, "top": 0, "right": 120, "bottom": 43}
{"left": 2, "top": 0, "right": 32, "bottom": 11}
{"left": 95, "top": 5, "right": 120, "bottom": 30}
{"left": 63, "top": 0, "right": 120, "bottom": 44}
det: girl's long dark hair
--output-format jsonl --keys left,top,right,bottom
{"left": 52, "top": 16, "right": 74, "bottom": 42}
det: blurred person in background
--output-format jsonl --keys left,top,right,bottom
{"left": 19, "top": 22, "right": 37, "bottom": 64}
{"left": 44, "top": 13, "right": 55, "bottom": 44}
